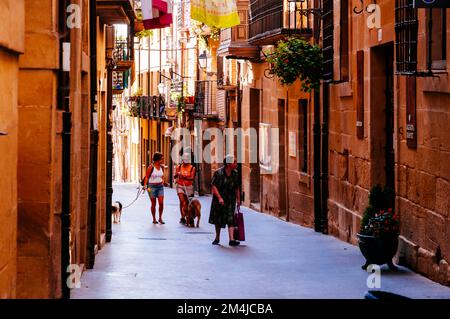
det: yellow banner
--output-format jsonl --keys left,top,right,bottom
{"left": 191, "top": 0, "right": 240, "bottom": 28}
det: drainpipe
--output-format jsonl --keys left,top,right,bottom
{"left": 105, "top": 36, "right": 114, "bottom": 243}
{"left": 321, "top": 82, "right": 330, "bottom": 234}
{"left": 61, "top": 111, "right": 72, "bottom": 299}
{"left": 59, "top": 0, "right": 71, "bottom": 299}
{"left": 158, "top": 29, "right": 162, "bottom": 151}
{"left": 148, "top": 34, "right": 151, "bottom": 167}
{"left": 87, "top": 0, "right": 98, "bottom": 269}
{"left": 237, "top": 62, "right": 243, "bottom": 202}
{"left": 313, "top": 89, "right": 322, "bottom": 232}
{"left": 313, "top": 0, "right": 322, "bottom": 233}
{"left": 285, "top": 89, "right": 290, "bottom": 222}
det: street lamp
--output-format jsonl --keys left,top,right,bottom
{"left": 157, "top": 82, "right": 166, "bottom": 95}
{"left": 198, "top": 50, "right": 210, "bottom": 70}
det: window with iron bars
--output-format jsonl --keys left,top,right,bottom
{"left": 395, "top": 0, "right": 418, "bottom": 75}
{"left": 322, "top": 0, "right": 334, "bottom": 83}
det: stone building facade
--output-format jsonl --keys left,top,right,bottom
{"left": 220, "top": 0, "right": 316, "bottom": 223}
{"left": 229, "top": 0, "right": 450, "bottom": 286}
{"left": 0, "top": 0, "right": 136, "bottom": 298}
{"left": 0, "top": 0, "right": 24, "bottom": 299}
{"left": 325, "top": 0, "right": 450, "bottom": 286}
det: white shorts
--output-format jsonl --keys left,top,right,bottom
{"left": 176, "top": 184, "right": 194, "bottom": 197}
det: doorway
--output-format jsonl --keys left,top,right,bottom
{"left": 370, "top": 43, "right": 395, "bottom": 190}
{"left": 278, "top": 98, "right": 287, "bottom": 218}
{"left": 249, "top": 89, "right": 261, "bottom": 210}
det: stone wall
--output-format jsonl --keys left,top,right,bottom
{"left": 327, "top": 1, "right": 450, "bottom": 286}
{"left": 241, "top": 59, "right": 315, "bottom": 225}
{"left": 0, "top": 0, "right": 24, "bottom": 298}
{"left": 17, "top": 0, "right": 61, "bottom": 298}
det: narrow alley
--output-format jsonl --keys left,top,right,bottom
{"left": 72, "top": 183, "right": 450, "bottom": 299}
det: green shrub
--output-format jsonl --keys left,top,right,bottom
{"left": 265, "top": 37, "right": 323, "bottom": 93}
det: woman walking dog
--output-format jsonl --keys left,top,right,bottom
{"left": 143, "top": 152, "right": 166, "bottom": 224}
{"left": 174, "top": 152, "right": 196, "bottom": 225}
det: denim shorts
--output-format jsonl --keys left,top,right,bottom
{"left": 148, "top": 184, "right": 164, "bottom": 199}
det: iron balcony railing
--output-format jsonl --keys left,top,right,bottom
{"left": 114, "top": 39, "right": 132, "bottom": 62}
{"left": 249, "top": 0, "right": 313, "bottom": 44}
{"left": 194, "top": 81, "right": 219, "bottom": 118}
{"left": 128, "top": 95, "right": 166, "bottom": 118}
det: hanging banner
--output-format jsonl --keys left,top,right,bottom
{"left": 414, "top": 0, "right": 450, "bottom": 8}
{"left": 142, "top": 0, "right": 173, "bottom": 30}
{"left": 191, "top": 0, "right": 240, "bottom": 28}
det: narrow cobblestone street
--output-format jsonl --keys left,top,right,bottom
{"left": 71, "top": 183, "right": 450, "bottom": 299}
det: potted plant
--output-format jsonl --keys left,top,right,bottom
{"left": 357, "top": 185, "right": 400, "bottom": 271}
{"left": 265, "top": 37, "right": 323, "bottom": 93}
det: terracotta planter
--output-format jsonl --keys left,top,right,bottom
{"left": 165, "top": 107, "right": 177, "bottom": 119}
{"left": 135, "top": 20, "right": 144, "bottom": 33}
{"left": 357, "top": 233, "right": 399, "bottom": 271}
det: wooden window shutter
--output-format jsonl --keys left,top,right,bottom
{"left": 356, "top": 50, "right": 364, "bottom": 139}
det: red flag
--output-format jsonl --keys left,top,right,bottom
{"left": 142, "top": 0, "right": 173, "bottom": 30}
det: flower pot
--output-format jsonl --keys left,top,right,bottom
{"left": 135, "top": 21, "right": 144, "bottom": 33}
{"left": 165, "top": 106, "right": 177, "bottom": 119}
{"left": 357, "top": 233, "right": 399, "bottom": 271}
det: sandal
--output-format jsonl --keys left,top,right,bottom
{"left": 159, "top": 220, "right": 165, "bottom": 224}
{"left": 152, "top": 220, "right": 158, "bottom": 224}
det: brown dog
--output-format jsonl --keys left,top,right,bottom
{"left": 184, "top": 198, "right": 201, "bottom": 228}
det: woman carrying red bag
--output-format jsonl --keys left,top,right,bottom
{"left": 208, "top": 154, "right": 241, "bottom": 246}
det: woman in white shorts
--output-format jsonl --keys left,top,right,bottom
{"left": 174, "top": 153, "right": 196, "bottom": 225}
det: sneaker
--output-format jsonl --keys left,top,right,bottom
{"left": 229, "top": 240, "right": 240, "bottom": 246}
{"left": 180, "top": 217, "right": 186, "bottom": 224}
{"left": 212, "top": 239, "right": 220, "bottom": 245}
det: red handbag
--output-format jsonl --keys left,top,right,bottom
{"left": 233, "top": 208, "right": 245, "bottom": 241}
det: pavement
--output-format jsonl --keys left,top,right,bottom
{"left": 71, "top": 183, "right": 450, "bottom": 299}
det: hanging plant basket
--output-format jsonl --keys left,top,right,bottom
{"left": 135, "top": 20, "right": 144, "bottom": 33}
{"left": 265, "top": 37, "right": 323, "bottom": 93}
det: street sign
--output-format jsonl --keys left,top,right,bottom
{"left": 171, "top": 79, "right": 183, "bottom": 93}
{"left": 414, "top": 0, "right": 450, "bottom": 8}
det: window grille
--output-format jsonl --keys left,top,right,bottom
{"left": 322, "top": 0, "right": 334, "bottom": 82}
{"left": 395, "top": 0, "right": 418, "bottom": 75}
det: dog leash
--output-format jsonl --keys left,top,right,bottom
{"left": 122, "top": 186, "right": 146, "bottom": 210}
{"left": 182, "top": 184, "right": 195, "bottom": 205}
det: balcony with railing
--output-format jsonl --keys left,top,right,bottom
{"left": 127, "top": 95, "right": 166, "bottom": 119}
{"left": 218, "top": 0, "right": 259, "bottom": 60}
{"left": 194, "top": 81, "right": 221, "bottom": 120}
{"left": 112, "top": 71, "right": 125, "bottom": 94}
{"left": 114, "top": 39, "right": 134, "bottom": 71}
{"left": 97, "top": 0, "right": 136, "bottom": 25}
{"left": 249, "top": 0, "right": 314, "bottom": 45}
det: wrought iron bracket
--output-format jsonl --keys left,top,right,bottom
{"left": 106, "top": 58, "right": 117, "bottom": 70}
{"left": 297, "top": 8, "right": 323, "bottom": 18}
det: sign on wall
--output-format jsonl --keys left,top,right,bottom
{"left": 414, "top": 0, "right": 450, "bottom": 8}
{"left": 289, "top": 131, "right": 297, "bottom": 157}
{"left": 406, "top": 76, "right": 417, "bottom": 149}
